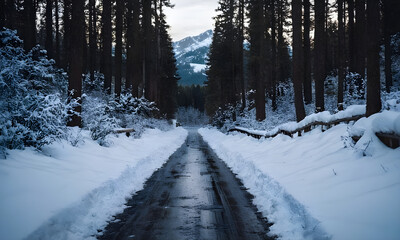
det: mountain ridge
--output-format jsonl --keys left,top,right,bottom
{"left": 174, "top": 30, "right": 213, "bottom": 86}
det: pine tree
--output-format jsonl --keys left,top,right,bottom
{"left": 115, "top": 0, "right": 124, "bottom": 98}
{"left": 348, "top": 0, "right": 355, "bottom": 72}
{"left": 292, "top": 0, "right": 306, "bottom": 121}
{"left": 88, "top": 0, "right": 97, "bottom": 82}
{"left": 383, "top": 0, "right": 392, "bottom": 93}
{"left": 314, "top": 0, "right": 326, "bottom": 112}
{"left": 102, "top": 0, "right": 112, "bottom": 93}
{"left": 248, "top": 0, "right": 266, "bottom": 121}
{"left": 338, "top": 0, "right": 345, "bottom": 110}
{"left": 22, "top": 0, "right": 36, "bottom": 51}
{"left": 205, "top": 0, "right": 238, "bottom": 116}
{"left": 157, "top": 2, "right": 178, "bottom": 119}
{"left": 269, "top": 0, "right": 277, "bottom": 110}
{"left": 68, "top": 0, "right": 85, "bottom": 127}
{"left": 62, "top": 0, "right": 72, "bottom": 70}
{"left": 303, "top": 0, "right": 312, "bottom": 105}
{"left": 55, "top": 0, "right": 60, "bottom": 64}
{"left": 366, "top": 0, "right": 381, "bottom": 116}
{"left": 355, "top": 0, "right": 366, "bottom": 80}
{"left": 0, "top": 0, "right": 4, "bottom": 29}
{"left": 45, "top": 0, "right": 54, "bottom": 59}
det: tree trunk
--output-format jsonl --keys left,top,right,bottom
{"left": 45, "top": 0, "right": 53, "bottom": 59}
{"left": 143, "top": 0, "right": 153, "bottom": 100}
{"left": 314, "top": 0, "right": 326, "bottom": 112}
{"left": 23, "top": 0, "right": 36, "bottom": 51}
{"left": 338, "top": 0, "right": 345, "bottom": 110}
{"left": 277, "top": 0, "right": 285, "bottom": 84}
{"left": 366, "top": 0, "right": 381, "bottom": 117}
{"left": 67, "top": 0, "right": 84, "bottom": 127}
{"left": 303, "top": 0, "right": 312, "bottom": 105}
{"left": 89, "top": 0, "right": 96, "bottom": 82}
{"left": 348, "top": 0, "right": 355, "bottom": 72}
{"left": 238, "top": 0, "right": 246, "bottom": 110}
{"left": 383, "top": 0, "right": 392, "bottom": 93}
{"left": 0, "top": 0, "right": 5, "bottom": 29}
{"left": 126, "top": 0, "right": 133, "bottom": 91}
{"left": 115, "top": 0, "right": 123, "bottom": 98}
{"left": 355, "top": 0, "right": 366, "bottom": 80}
{"left": 62, "top": 0, "right": 71, "bottom": 70}
{"left": 132, "top": 0, "right": 142, "bottom": 97}
{"left": 102, "top": 0, "right": 112, "bottom": 94}
{"left": 252, "top": 0, "right": 266, "bottom": 121}
{"left": 292, "top": 0, "right": 306, "bottom": 121}
{"left": 4, "top": 0, "right": 16, "bottom": 29}
{"left": 55, "top": 0, "right": 60, "bottom": 64}
{"left": 270, "top": 0, "right": 277, "bottom": 110}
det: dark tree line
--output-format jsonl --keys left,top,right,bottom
{"left": 0, "top": 0, "right": 178, "bottom": 125}
{"left": 206, "top": 0, "right": 400, "bottom": 122}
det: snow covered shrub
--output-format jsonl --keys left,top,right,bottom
{"left": 0, "top": 28, "right": 72, "bottom": 155}
{"left": 81, "top": 73, "right": 163, "bottom": 145}
{"left": 176, "top": 107, "right": 209, "bottom": 126}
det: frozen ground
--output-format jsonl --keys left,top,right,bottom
{"left": 0, "top": 127, "right": 187, "bottom": 240}
{"left": 199, "top": 110, "right": 400, "bottom": 240}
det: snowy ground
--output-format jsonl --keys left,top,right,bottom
{"left": 0, "top": 127, "right": 187, "bottom": 240}
{"left": 199, "top": 112, "right": 400, "bottom": 240}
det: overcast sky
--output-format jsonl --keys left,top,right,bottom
{"left": 164, "top": 0, "right": 219, "bottom": 42}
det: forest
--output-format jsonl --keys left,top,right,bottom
{"left": 206, "top": 0, "right": 400, "bottom": 126}
{"left": 0, "top": 0, "right": 179, "bottom": 151}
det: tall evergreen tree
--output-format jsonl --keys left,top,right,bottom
{"left": 157, "top": 1, "right": 178, "bottom": 119}
{"left": 205, "top": 0, "right": 238, "bottom": 116}
{"left": 45, "top": 0, "right": 54, "bottom": 59}
{"left": 303, "top": 0, "right": 312, "bottom": 105}
{"left": 55, "top": 0, "right": 60, "bottom": 64}
{"left": 143, "top": 0, "right": 154, "bottom": 100}
{"left": 115, "top": 0, "right": 124, "bottom": 98}
{"left": 366, "top": 0, "right": 381, "bottom": 116}
{"left": 269, "top": 0, "right": 277, "bottom": 110}
{"left": 0, "top": 0, "right": 5, "bottom": 29}
{"left": 383, "top": 0, "right": 392, "bottom": 93}
{"left": 354, "top": 0, "right": 366, "bottom": 79}
{"left": 62, "top": 0, "right": 72, "bottom": 69}
{"left": 314, "top": 0, "right": 326, "bottom": 112}
{"left": 22, "top": 0, "right": 36, "bottom": 51}
{"left": 102, "top": 0, "right": 112, "bottom": 93}
{"left": 68, "top": 0, "right": 85, "bottom": 127}
{"left": 88, "top": 0, "right": 97, "bottom": 82}
{"left": 292, "top": 0, "right": 306, "bottom": 121}
{"left": 348, "top": 0, "right": 355, "bottom": 72}
{"left": 338, "top": 0, "right": 345, "bottom": 110}
{"left": 249, "top": 0, "right": 266, "bottom": 121}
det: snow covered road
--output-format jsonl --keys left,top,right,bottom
{"left": 99, "top": 128, "right": 273, "bottom": 240}
{"left": 0, "top": 127, "right": 188, "bottom": 240}
{"left": 199, "top": 126, "right": 400, "bottom": 240}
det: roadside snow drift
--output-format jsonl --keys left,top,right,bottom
{"left": 0, "top": 127, "right": 187, "bottom": 240}
{"left": 199, "top": 122, "right": 400, "bottom": 240}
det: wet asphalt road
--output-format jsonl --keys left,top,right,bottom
{"left": 98, "top": 128, "right": 274, "bottom": 240}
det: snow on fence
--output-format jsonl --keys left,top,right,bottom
{"left": 229, "top": 114, "right": 364, "bottom": 138}
{"left": 229, "top": 106, "right": 400, "bottom": 149}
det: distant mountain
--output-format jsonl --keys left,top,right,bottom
{"left": 173, "top": 30, "right": 213, "bottom": 86}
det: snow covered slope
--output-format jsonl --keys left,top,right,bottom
{"left": 199, "top": 116, "right": 400, "bottom": 240}
{"left": 173, "top": 30, "right": 212, "bottom": 86}
{"left": 0, "top": 127, "right": 188, "bottom": 240}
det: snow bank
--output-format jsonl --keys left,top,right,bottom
{"left": 350, "top": 111, "right": 400, "bottom": 137}
{"left": 235, "top": 105, "right": 366, "bottom": 136}
{"left": 0, "top": 127, "right": 187, "bottom": 240}
{"left": 199, "top": 126, "right": 400, "bottom": 240}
